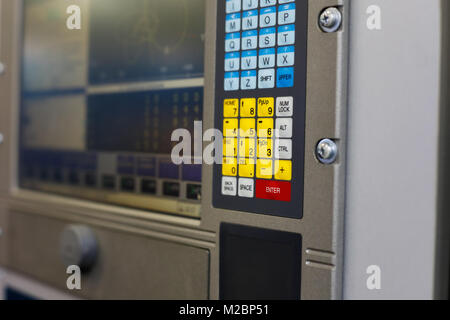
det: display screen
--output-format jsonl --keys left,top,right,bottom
{"left": 89, "top": 0, "right": 205, "bottom": 84}
{"left": 19, "top": 0, "right": 205, "bottom": 218}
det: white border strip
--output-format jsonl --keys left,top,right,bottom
{"left": 87, "top": 77, "right": 204, "bottom": 95}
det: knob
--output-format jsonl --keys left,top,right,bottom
{"left": 60, "top": 225, "right": 98, "bottom": 272}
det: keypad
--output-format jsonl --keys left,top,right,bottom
{"left": 221, "top": 96, "right": 293, "bottom": 200}
{"left": 224, "top": 0, "right": 296, "bottom": 91}
{"left": 216, "top": 0, "right": 306, "bottom": 217}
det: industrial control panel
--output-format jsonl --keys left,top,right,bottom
{"left": 213, "top": 0, "right": 307, "bottom": 218}
{"left": 0, "top": 0, "right": 350, "bottom": 300}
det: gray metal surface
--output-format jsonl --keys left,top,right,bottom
{"left": 436, "top": 0, "right": 450, "bottom": 300}
{"left": 344, "top": 0, "right": 445, "bottom": 299}
{"left": 0, "top": 204, "right": 8, "bottom": 266}
{"left": 0, "top": 0, "right": 15, "bottom": 195}
{"left": 202, "top": 0, "right": 349, "bottom": 299}
{"left": 7, "top": 210, "right": 210, "bottom": 299}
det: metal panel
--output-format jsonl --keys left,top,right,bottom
{"left": 7, "top": 211, "right": 210, "bottom": 299}
{"left": 202, "top": 0, "right": 349, "bottom": 299}
{"left": 0, "top": 0, "right": 349, "bottom": 300}
{"left": 344, "top": 0, "right": 443, "bottom": 299}
{"left": 0, "top": 0, "right": 17, "bottom": 195}
{"left": 0, "top": 204, "right": 8, "bottom": 266}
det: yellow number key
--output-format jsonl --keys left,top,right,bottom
{"left": 257, "top": 118, "right": 274, "bottom": 137}
{"left": 256, "top": 159, "right": 273, "bottom": 179}
{"left": 238, "top": 138, "right": 256, "bottom": 158}
{"left": 240, "top": 98, "right": 256, "bottom": 117}
{"left": 223, "top": 138, "right": 237, "bottom": 157}
{"left": 257, "top": 139, "right": 273, "bottom": 158}
{"left": 240, "top": 118, "right": 256, "bottom": 137}
{"left": 275, "top": 160, "right": 292, "bottom": 181}
{"left": 224, "top": 99, "right": 239, "bottom": 117}
{"left": 222, "top": 157, "right": 237, "bottom": 176}
{"left": 257, "top": 97, "right": 274, "bottom": 117}
{"left": 239, "top": 158, "right": 255, "bottom": 178}
{"left": 223, "top": 118, "right": 238, "bottom": 137}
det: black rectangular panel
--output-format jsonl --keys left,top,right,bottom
{"left": 5, "top": 287, "right": 36, "bottom": 300}
{"left": 220, "top": 223, "right": 302, "bottom": 300}
{"left": 87, "top": 88, "right": 202, "bottom": 154}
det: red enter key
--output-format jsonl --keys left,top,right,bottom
{"left": 255, "top": 180, "right": 291, "bottom": 202}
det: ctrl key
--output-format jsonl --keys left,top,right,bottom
{"left": 222, "top": 177, "right": 237, "bottom": 196}
{"left": 255, "top": 180, "right": 291, "bottom": 202}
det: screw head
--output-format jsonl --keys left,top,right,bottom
{"left": 316, "top": 139, "right": 338, "bottom": 164}
{"left": 319, "top": 7, "right": 342, "bottom": 33}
